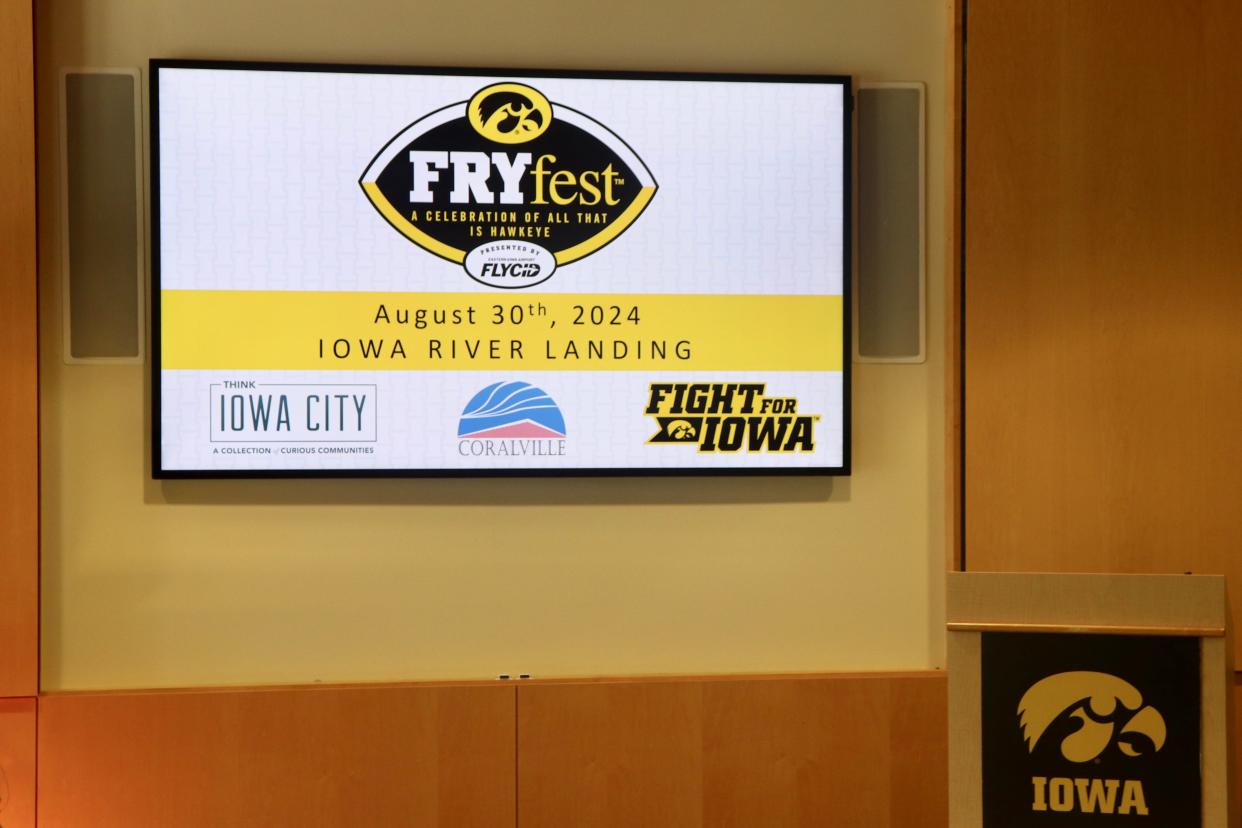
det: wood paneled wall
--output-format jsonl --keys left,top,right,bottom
{"left": 1, "top": 4, "right": 39, "bottom": 825}
{"left": 37, "top": 683, "right": 517, "bottom": 828}
{"left": 962, "top": 2, "right": 1242, "bottom": 643}
{"left": 0, "top": 0, "right": 39, "bottom": 700}
{"left": 0, "top": 699, "right": 37, "bottom": 828}
{"left": 33, "top": 672, "right": 1242, "bottom": 826}
{"left": 519, "top": 673, "right": 946, "bottom": 828}
{"left": 36, "top": 673, "right": 947, "bottom": 828}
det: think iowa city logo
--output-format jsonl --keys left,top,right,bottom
{"left": 981, "top": 632, "right": 1200, "bottom": 827}
{"left": 361, "top": 82, "right": 658, "bottom": 289}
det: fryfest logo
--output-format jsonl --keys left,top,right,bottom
{"left": 361, "top": 82, "right": 658, "bottom": 289}
{"left": 1019, "top": 671, "right": 1166, "bottom": 816}
{"left": 645, "top": 383, "right": 817, "bottom": 453}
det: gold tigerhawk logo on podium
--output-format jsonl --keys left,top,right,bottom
{"left": 1018, "top": 671, "right": 1167, "bottom": 762}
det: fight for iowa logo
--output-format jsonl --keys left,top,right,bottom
{"left": 1019, "top": 671, "right": 1165, "bottom": 816}
{"left": 645, "top": 382, "right": 818, "bottom": 453}
{"left": 361, "top": 82, "right": 658, "bottom": 289}
{"left": 457, "top": 381, "right": 567, "bottom": 459}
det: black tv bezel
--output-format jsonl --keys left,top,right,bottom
{"left": 150, "top": 58, "right": 853, "bottom": 480}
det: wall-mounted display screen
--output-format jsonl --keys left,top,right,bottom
{"left": 152, "top": 60, "right": 851, "bottom": 477}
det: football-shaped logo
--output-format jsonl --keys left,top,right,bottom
{"left": 360, "top": 82, "right": 657, "bottom": 289}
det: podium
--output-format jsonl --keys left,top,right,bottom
{"left": 947, "top": 572, "right": 1234, "bottom": 827}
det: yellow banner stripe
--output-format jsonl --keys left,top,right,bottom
{"left": 161, "top": 290, "right": 843, "bottom": 372}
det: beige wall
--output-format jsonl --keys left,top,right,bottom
{"left": 36, "top": 0, "right": 949, "bottom": 690}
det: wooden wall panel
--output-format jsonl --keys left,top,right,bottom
{"left": 963, "top": 2, "right": 1242, "bottom": 640}
{"left": 35, "top": 673, "right": 950, "bottom": 827}
{"left": 945, "top": 0, "right": 964, "bottom": 570}
{"left": 37, "top": 683, "right": 516, "bottom": 828}
{"left": 0, "top": 698, "right": 36, "bottom": 828}
{"left": 518, "top": 673, "right": 947, "bottom": 828}
{"left": 1234, "top": 676, "right": 1242, "bottom": 811}
{"left": 0, "top": 0, "right": 39, "bottom": 698}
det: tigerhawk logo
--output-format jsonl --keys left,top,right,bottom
{"left": 645, "top": 383, "right": 818, "bottom": 453}
{"left": 360, "top": 82, "right": 657, "bottom": 289}
{"left": 1019, "top": 671, "right": 1166, "bottom": 816}
{"left": 1019, "top": 671, "right": 1167, "bottom": 762}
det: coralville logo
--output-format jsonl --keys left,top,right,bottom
{"left": 645, "top": 383, "right": 817, "bottom": 452}
{"left": 1020, "top": 672, "right": 1165, "bottom": 815}
{"left": 457, "top": 381, "right": 567, "bottom": 459}
{"left": 361, "top": 82, "right": 658, "bottom": 289}
{"left": 981, "top": 632, "right": 1200, "bottom": 827}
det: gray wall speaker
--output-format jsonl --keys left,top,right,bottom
{"left": 60, "top": 69, "right": 144, "bottom": 363}
{"left": 855, "top": 83, "right": 925, "bottom": 363}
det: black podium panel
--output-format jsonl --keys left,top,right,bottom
{"left": 981, "top": 632, "right": 1200, "bottom": 827}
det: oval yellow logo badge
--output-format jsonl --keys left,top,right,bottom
{"left": 467, "top": 83, "right": 552, "bottom": 144}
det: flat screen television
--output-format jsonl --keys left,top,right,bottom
{"left": 151, "top": 60, "right": 851, "bottom": 477}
